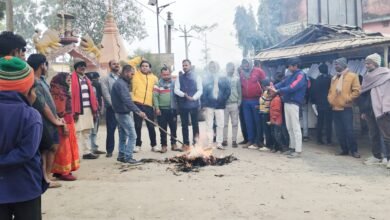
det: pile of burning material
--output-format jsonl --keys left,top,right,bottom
{"left": 139, "top": 146, "right": 238, "bottom": 174}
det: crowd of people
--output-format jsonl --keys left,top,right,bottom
{"left": 2, "top": 30, "right": 390, "bottom": 219}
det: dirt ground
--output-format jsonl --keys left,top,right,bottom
{"left": 43, "top": 122, "right": 390, "bottom": 220}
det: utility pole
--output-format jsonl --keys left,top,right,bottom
{"left": 178, "top": 25, "right": 193, "bottom": 59}
{"left": 6, "top": 0, "right": 13, "bottom": 32}
{"left": 192, "top": 23, "right": 217, "bottom": 67}
{"left": 165, "top": 11, "right": 174, "bottom": 54}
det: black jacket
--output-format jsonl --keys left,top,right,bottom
{"left": 111, "top": 78, "right": 141, "bottom": 114}
{"left": 201, "top": 75, "right": 231, "bottom": 109}
{"left": 311, "top": 74, "right": 332, "bottom": 110}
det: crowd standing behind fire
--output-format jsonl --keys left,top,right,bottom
{"left": 1, "top": 31, "right": 390, "bottom": 219}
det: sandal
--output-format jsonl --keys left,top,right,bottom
{"left": 48, "top": 181, "right": 62, "bottom": 188}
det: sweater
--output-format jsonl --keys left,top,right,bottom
{"left": 0, "top": 91, "right": 46, "bottom": 204}
{"left": 275, "top": 69, "right": 307, "bottom": 106}
{"left": 112, "top": 78, "right": 141, "bottom": 114}
{"left": 227, "top": 75, "right": 242, "bottom": 104}
{"left": 270, "top": 95, "right": 283, "bottom": 125}
{"left": 71, "top": 72, "right": 98, "bottom": 114}
{"left": 327, "top": 71, "right": 361, "bottom": 111}
{"left": 240, "top": 67, "right": 266, "bottom": 100}
{"left": 153, "top": 79, "right": 177, "bottom": 110}
{"left": 131, "top": 70, "right": 158, "bottom": 107}
{"left": 259, "top": 90, "right": 271, "bottom": 113}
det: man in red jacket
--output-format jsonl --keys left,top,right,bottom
{"left": 239, "top": 59, "right": 266, "bottom": 148}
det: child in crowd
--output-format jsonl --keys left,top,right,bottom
{"left": 268, "top": 88, "right": 288, "bottom": 152}
{"left": 258, "top": 79, "right": 273, "bottom": 151}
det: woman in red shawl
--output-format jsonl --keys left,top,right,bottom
{"left": 50, "top": 72, "right": 80, "bottom": 181}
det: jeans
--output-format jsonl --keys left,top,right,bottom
{"left": 115, "top": 113, "right": 137, "bottom": 160}
{"left": 333, "top": 108, "right": 358, "bottom": 153}
{"left": 285, "top": 103, "right": 302, "bottom": 152}
{"left": 223, "top": 103, "right": 239, "bottom": 142}
{"left": 242, "top": 100, "right": 262, "bottom": 144}
{"left": 90, "top": 116, "right": 100, "bottom": 151}
{"left": 239, "top": 104, "right": 248, "bottom": 142}
{"left": 301, "top": 104, "right": 309, "bottom": 137}
{"left": 205, "top": 108, "right": 224, "bottom": 145}
{"left": 259, "top": 113, "right": 273, "bottom": 147}
{"left": 316, "top": 108, "right": 333, "bottom": 143}
{"left": 376, "top": 114, "right": 390, "bottom": 159}
{"left": 270, "top": 124, "right": 287, "bottom": 151}
{"left": 0, "top": 196, "right": 41, "bottom": 220}
{"left": 105, "top": 106, "right": 117, "bottom": 154}
{"left": 179, "top": 108, "right": 199, "bottom": 145}
{"left": 134, "top": 104, "right": 156, "bottom": 147}
{"left": 157, "top": 109, "right": 177, "bottom": 146}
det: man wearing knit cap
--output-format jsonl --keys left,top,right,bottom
{"left": 360, "top": 53, "right": 390, "bottom": 168}
{"left": 328, "top": 57, "right": 361, "bottom": 158}
{"left": 0, "top": 56, "right": 47, "bottom": 219}
{"left": 71, "top": 58, "right": 100, "bottom": 159}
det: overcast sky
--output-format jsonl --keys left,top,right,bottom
{"left": 130, "top": 0, "right": 259, "bottom": 71}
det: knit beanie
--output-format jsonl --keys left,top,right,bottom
{"left": 335, "top": 57, "right": 348, "bottom": 69}
{"left": 0, "top": 56, "right": 34, "bottom": 93}
{"left": 366, "top": 53, "right": 381, "bottom": 66}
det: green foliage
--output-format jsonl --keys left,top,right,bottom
{"left": 0, "top": 2, "right": 5, "bottom": 21}
{"left": 233, "top": 6, "right": 258, "bottom": 57}
{"left": 13, "top": 0, "right": 42, "bottom": 42}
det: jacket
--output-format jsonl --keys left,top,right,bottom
{"left": 174, "top": 71, "right": 203, "bottom": 109}
{"left": 112, "top": 77, "right": 141, "bottom": 114}
{"left": 240, "top": 67, "right": 266, "bottom": 100}
{"left": 201, "top": 75, "right": 231, "bottom": 109}
{"left": 153, "top": 79, "right": 177, "bottom": 110}
{"left": 227, "top": 75, "right": 242, "bottom": 105}
{"left": 259, "top": 90, "right": 271, "bottom": 113}
{"left": 327, "top": 71, "right": 361, "bottom": 111}
{"left": 71, "top": 72, "right": 98, "bottom": 114}
{"left": 0, "top": 91, "right": 46, "bottom": 204}
{"left": 311, "top": 74, "right": 332, "bottom": 110}
{"left": 101, "top": 73, "right": 119, "bottom": 107}
{"left": 270, "top": 95, "right": 283, "bottom": 125}
{"left": 132, "top": 70, "right": 158, "bottom": 107}
{"left": 275, "top": 69, "right": 307, "bottom": 105}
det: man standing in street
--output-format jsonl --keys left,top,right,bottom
{"left": 101, "top": 60, "right": 120, "bottom": 157}
{"left": 271, "top": 57, "right": 308, "bottom": 158}
{"left": 71, "top": 58, "right": 100, "bottom": 159}
{"left": 328, "top": 57, "right": 361, "bottom": 158}
{"left": 112, "top": 65, "right": 145, "bottom": 164}
{"left": 175, "top": 59, "right": 203, "bottom": 151}
{"left": 202, "top": 61, "right": 231, "bottom": 150}
{"left": 360, "top": 53, "right": 390, "bottom": 167}
{"left": 153, "top": 67, "right": 180, "bottom": 153}
{"left": 311, "top": 63, "right": 333, "bottom": 145}
{"left": 223, "top": 62, "right": 241, "bottom": 148}
{"left": 132, "top": 60, "right": 158, "bottom": 152}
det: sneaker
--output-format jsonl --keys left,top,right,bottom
{"left": 106, "top": 153, "right": 113, "bottom": 158}
{"left": 133, "top": 146, "right": 141, "bottom": 153}
{"left": 242, "top": 142, "right": 253, "bottom": 148}
{"left": 364, "top": 156, "right": 382, "bottom": 165}
{"left": 283, "top": 149, "right": 294, "bottom": 155}
{"left": 222, "top": 141, "right": 228, "bottom": 147}
{"left": 161, "top": 146, "right": 168, "bottom": 153}
{"left": 181, "top": 144, "right": 190, "bottom": 152}
{"left": 171, "top": 144, "right": 182, "bottom": 152}
{"left": 93, "top": 149, "right": 106, "bottom": 154}
{"left": 382, "top": 158, "right": 388, "bottom": 165}
{"left": 248, "top": 144, "right": 259, "bottom": 150}
{"left": 259, "top": 147, "right": 270, "bottom": 152}
{"left": 217, "top": 145, "right": 225, "bottom": 150}
{"left": 124, "top": 158, "right": 143, "bottom": 165}
{"left": 117, "top": 157, "right": 125, "bottom": 162}
{"left": 238, "top": 140, "right": 248, "bottom": 145}
{"left": 152, "top": 146, "right": 162, "bottom": 152}
{"left": 82, "top": 153, "right": 99, "bottom": 159}
{"left": 287, "top": 152, "right": 301, "bottom": 158}
{"left": 351, "top": 152, "right": 361, "bottom": 158}
{"left": 232, "top": 141, "right": 238, "bottom": 148}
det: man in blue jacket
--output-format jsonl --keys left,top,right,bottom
{"left": 271, "top": 57, "right": 307, "bottom": 158}
{"left": 202, "top": 61, "right": 231, "bottom": 149}
{"left": 0, "top": 56, "right": 46, "bottom": 220}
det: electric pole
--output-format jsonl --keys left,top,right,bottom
{"left": 178, "top": 25, "right": 193, "bottom": 59}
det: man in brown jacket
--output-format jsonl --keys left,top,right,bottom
{"left": 328, "top": 57, "right": 361, "bottom": 158}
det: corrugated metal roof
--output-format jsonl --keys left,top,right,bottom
{"left": 255, "top": 37, "right": 390, "bottom": 61}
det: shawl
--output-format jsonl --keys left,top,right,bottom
{"left": 71, "top": 71, "right": 98, "bottom": 114}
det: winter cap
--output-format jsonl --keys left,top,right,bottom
{"left": 0, "top": 56, "right": 34, "bottom": 93}
{"left": 73, "top": 58, "right": 87, "bottom": 70}
{"left": 335, "top": 57, "right": 348, "bottom": 69}
{"left": 366, "top": 53, "right": 381, "bottom": 66}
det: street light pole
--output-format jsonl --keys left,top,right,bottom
{"left": 155, "top": 1, "right": 161, "bottom": 55}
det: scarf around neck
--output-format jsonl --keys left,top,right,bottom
{"left": 334, "top": 68, "right": 349, "bottom": 94}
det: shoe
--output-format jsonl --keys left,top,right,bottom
{"left": 171, "top": 144, "right": 182, "bottom": 151}
{"left": 271, "top": 149, "right": 278, "bottom": 153}
{"left": 248, "top": 144, "right": 259, "bottom": 150}
{"left": 106, "top": 153, "right": 113, "bottom": 158}
{"left": 259, "top": 147, "right": 270, "bottom": 152}
{"left": 152, "top": 146, "right": 162, "bottom": 152}
{"left": 133, "top": 146, "right": 141, "bottom": 153}
{"left": 181, "top": 144, "right": 190, "bottom": 152}
{"left": 58, "top": 173, "right": 77, "bottom": 181}
{"left": 303, "top": 136, "right": 310, "bottom": 142}
{"left": 242, "top": 142, "right": 253, "bottom": 148}
{"left": 217, "top": 145, "right": 225, "bottom": 150}
{"left": 287, "top": 152, "right": 301, "bottom": 158}
{"left": 161, "top": 146, "right": 168, "bottom": 153}
{"left": 222, "top": 141, "right": 228, "bottom": 147}
{"left": 382, "top": 158, "right": 388, "bottom": 165}
{"left": 213, "top": 136, "right": 216, "bottom": 143}
{"left": 351, "top": 152, "right": 361, "bottom": 158}
{"left": 48, "top": 181, "right": 62, "bottom": 188}
{"left": 283, "top": 149, "right": 294, "bottom": 155}
{"left": 124, "top": 158, "right": 143, "bottom": 165}
{"left": 364, "top": 156, "right": 382, "bottom": 165}
{"left": 93, "top": 149, "right": 106, "bottom": 154}
{"left": 238, "top": 140, "right": 248, "bottom": 145}
{"left": 82, "top": 153, "right": 99, "bottom": 159}
{"left": 232, "top": 141, "right": 238, "bottom": 148}
{"left": 117, "top": 157, "right": 125, "bottom": 162}
{"left": 335, "top": 151, "right": 349, "bottom": 156}
{"left": 317, "top": 140, "right": 324, "bottom": 145}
